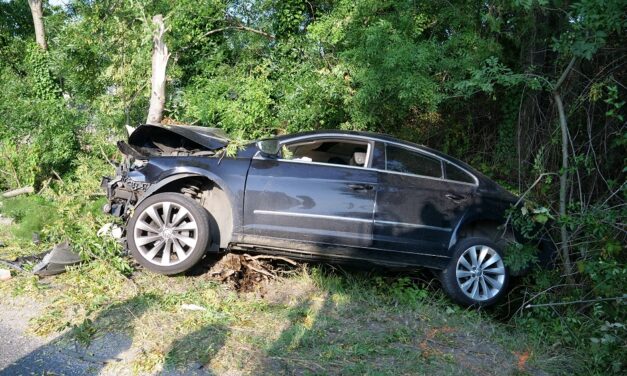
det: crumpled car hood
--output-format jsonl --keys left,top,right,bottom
{"left": 128, "top": 124, "right": 230, "bottom": 151}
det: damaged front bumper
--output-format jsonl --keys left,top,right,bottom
{"left": 102, "top": 123, "right": 228, "bottom": 219}
{"left": 101, "top": 164, "right": 151, "bottom": 218}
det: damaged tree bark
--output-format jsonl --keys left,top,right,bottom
{"left": 146, "top": 14, "right": 170, "bottom": 125}
{"left": 28, "top": 0, "right": 47, "bottom": 50}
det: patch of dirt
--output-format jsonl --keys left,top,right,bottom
{"left": 419, "top": 327, "right": 549, "bottom": 376}
{"left": 202, "top": 253, "right": 301, "bottom": 294}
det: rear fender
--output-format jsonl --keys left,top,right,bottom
{"left": 448, "top": 211, "right": 513, "bottom": 251}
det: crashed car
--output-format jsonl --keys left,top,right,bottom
{"left": 103, "top": 124, "right": 548, "bottom": 306}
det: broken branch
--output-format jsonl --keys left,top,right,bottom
{"left": 2, "top": 186, "right": 34, "bottom": 198}
{"left": 244, "top": 254, "right": 298, "bottom": 265}
{"left": 243, "top": 263, "right": 276, "bottom": 278}
{"left": 525, "top": 295, "right": 625, "bottom": 309}
{"left": 203, "top": 25, "right": 275, "bottom": 40}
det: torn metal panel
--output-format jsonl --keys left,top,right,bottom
{"left": 0, "top": 242, "right": 81, "bottom": 276}
{"left": 32, "top": 242, "right": 81, "bottom": 276}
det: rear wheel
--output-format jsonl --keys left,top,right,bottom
{"left": 440, "top": 237, "right": 509, "bottom": 307}
{"left": 127, "top": 192, "right": 211, "bottom": 275}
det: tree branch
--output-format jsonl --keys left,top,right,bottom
{"left": 501, "top": 172, "right": 557, "bottom": 238}
{"left": 203, "top": 25, "right": 275, "bottom": 40}
{"left": 554, "top": 57, "right": 577, "bottom": 91}
{"left": 525, "top": 295, "right": 625, "bottom": 309}
{"left": 552, "top": 57, "right": 577, "bottom": 283}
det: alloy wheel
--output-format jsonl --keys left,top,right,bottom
{"left": 133, "top": 201, "right": 199, "bottom": 266}
{"left": 455, "top": 245, "right": 505, "bottom": 301}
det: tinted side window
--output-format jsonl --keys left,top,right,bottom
{"left": 445, "top": 162, "right": 475, "bottom": 184}
{"left": 386, "top": 145, "right": 442, "bottom": 178}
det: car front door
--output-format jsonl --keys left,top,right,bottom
{"left": 242, "top": 136, "right": 378, "bottom": 256}
{"left": 373, "top": 143, "right": 477, "bottom": 261}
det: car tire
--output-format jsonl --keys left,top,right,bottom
{"left": 127, "top": 192, "right": 211, "bottom": 275}
{"left": 440, "top": 237, "right": 509, "bottom": 307}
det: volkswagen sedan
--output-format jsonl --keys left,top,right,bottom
{"left": 102, "top": 124, "right": 543, "bottom": 306}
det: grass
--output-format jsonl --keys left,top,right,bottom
{"left": 0, "top": 195, "right": 58, "bottom": 243}
{"left": 0, "top": 256, "right": 573, "bottom": 375}
{"left": 0, "top": 195, "right": 56, "bottom": 261}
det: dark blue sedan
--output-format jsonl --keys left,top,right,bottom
{"left": 103, "top": 124, "right": 531, "bottom": 306}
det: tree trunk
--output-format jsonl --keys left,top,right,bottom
{"left": 552, "top": 57, "right": 576, "bottom": 282}
{"left": 146, "top": 14, "right": 170, "bottom": 125}
{"left": 553, "top": 91, "right": 573, "bottom": 281}
{"left": 28, "top": 0, "right": 47, "bottom": 50}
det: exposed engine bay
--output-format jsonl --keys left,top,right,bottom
{"left": 101, "top": 124, "right": 230, "bottom": 218}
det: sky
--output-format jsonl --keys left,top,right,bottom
{"left": 49, "top": 0, "right": 67, "bottom": 7}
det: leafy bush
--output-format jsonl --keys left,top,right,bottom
{"left": 41, "top": 152, "right": 132, "bottom": 275}
{"left": 0, "top": 46, "right": 81, "bottom": 190}
{"left": 374, "top": 276, "right": 429, "bottom": 307}
{"left": 0, "top": 195, "right": 58, "bottom": 241}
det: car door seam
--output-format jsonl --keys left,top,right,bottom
{"left": 374, "top": 219, "right": 452, "bottom": 232}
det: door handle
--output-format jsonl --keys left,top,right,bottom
{"left": 446, "top": 193, "right": 466, "bottom": 202}
{"left": 348, "top": 183, "right": 374, "bottom": 191}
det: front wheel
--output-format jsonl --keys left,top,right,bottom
{"left": 440, "top": 237, "right": 509, "bottom": 307}
{"left": 127, "top": 192, "right": 212, "bottom": 275}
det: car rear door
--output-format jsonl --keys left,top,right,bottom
{"left": 373, "top": 143, "right": 477, "bottom": 259}
{"left": 242, "top": 136, "right": 377, "bottom": 254}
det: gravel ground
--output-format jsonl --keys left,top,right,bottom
{"left": 0, "top": 296, "right": 96, "bottom": 375}
{"left": 0, "top": 295, "right": 217, "bottom": 375}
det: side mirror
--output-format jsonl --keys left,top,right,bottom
{"left": 256, "top": 139, "right": 280, "bottom": 157}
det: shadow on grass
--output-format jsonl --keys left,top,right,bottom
{"left": 254, "top": 266, "right": 527, "bottom": 375}
{"left": 0, "top": 291, "right": 228, "bottom": 375}
{"left": 163, "top": 323, "right": 229, "bottom": 375}
{"left": 260, "top": 294, "right": 337, "bottom": 374}
{"left": 0, "top": 293, "right": 158, "bottom": 375}
{"left": 1, "top": 264, "right": 536, "bottom": 375}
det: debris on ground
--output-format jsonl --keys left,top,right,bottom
{"left": 1, "top": 186, "right": 34, "bottom": 198}
{"left": 0, "top": 215, "right": 12, "bottom": 226}
{"left": 32, "top": 232, "right": 41, "bottom": 245}
{"left": 97, "top": 223, "right": 124, "bottom": 239}
{"left": 0, "top": 249, "right": 49, "bottom": 272}
{"left": 0, "top": 242, "right": 82, "bottom": 277}
{"left": 180, "top": 304, "right": 207, "bottom": 311}
{"left": 32, "top": 242, "right": 81, "bottom": 276}
{"left": 205, "top": 253, "right": 300, "bottom": 292}
{"left": 0, "top": 268, "right": 11, "bottom": 281}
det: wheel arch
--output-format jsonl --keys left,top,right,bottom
{"left": 136, "top": 172, "right": 236, "bottom": 250}
{"left": 449, "top": 214, "right": 516, "bottom": 252}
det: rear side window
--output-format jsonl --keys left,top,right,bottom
{"left": 385, "top": 145, "right": 442, "bottom": 178}
{"left": 445, "top": 162, "right": 475, "bottom": 184}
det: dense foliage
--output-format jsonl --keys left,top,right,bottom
{"left": 0, "top": 0, "right": 624, "bottom": 373}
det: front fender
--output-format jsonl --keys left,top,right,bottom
{"left": 133, "top": 159, "right": 249, "bottom": 239}
{"left": 135, "top": 168, "right": 234, "bottom": 208}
